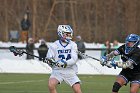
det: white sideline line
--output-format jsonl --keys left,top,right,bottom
{"left": 0, "top": 80, "right": 46, "bottom": 85}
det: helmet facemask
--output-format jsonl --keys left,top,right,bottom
{"left": 57, "top": 25, "right": 73, "bottom": 43}
{"left": 125, "top": 34, "right": 140, "bottom": 54}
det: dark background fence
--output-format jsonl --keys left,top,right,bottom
{"left": 0, "top": 0, "right": 140, "bottom": 43}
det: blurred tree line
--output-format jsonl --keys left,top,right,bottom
{"left": 0, "top": 0, "right": 140, "bottom": 43}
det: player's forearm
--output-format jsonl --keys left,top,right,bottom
{"left": 106, "top": 50, "right": 119, "bottom": 60}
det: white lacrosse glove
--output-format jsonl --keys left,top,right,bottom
{"left": 56, "top": 59, "right": 67, "bottom": 68}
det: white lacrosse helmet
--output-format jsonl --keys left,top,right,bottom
{"left": 57, "top": 25, "right": 73, "bottom": 43}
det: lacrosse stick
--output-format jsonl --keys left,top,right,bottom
{"left": 77, "top": 51, "right": 117, "bottom": 69}
{"left": 77, "top": 51, "right": 100, "bottom": 61}
{"left": 9, "top": 46, "right": 58, "bottom": 67}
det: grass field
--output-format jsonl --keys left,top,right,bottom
{"left": 0, "top": 73, "right": 130, "bottom": 93}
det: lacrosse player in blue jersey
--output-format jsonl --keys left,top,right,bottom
{"left": 46, "top": 25, "right": 82, "bottom": 93}
{"left": 100, "top": 34, "right": 140, "bottom": 93}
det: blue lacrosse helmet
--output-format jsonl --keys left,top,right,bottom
{"left": 57, "top": 25, "right": 73, "bottom": 43}
{"left": 125, "top": 34, "right": 140, "bottom": 54}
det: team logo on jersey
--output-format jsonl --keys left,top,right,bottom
{"left": 58, "top": 49, "right": 71, "bottom": 54}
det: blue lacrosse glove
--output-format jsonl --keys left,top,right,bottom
{"left": 56, "top": 59, "right": 67, "bottom": 68}
{"left": 106, "top": 58, "right": 117, "bottom": 69}
{"left": 100, "top": 56, "right": 108, "bottom": 66}
{"left": 100, "top": 56, "right": 117, "bottom": 69}
{"left": 110, "top": 58, "right": 117, "bottom": 69}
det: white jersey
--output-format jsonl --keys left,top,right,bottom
{"left": 47, "top": 40, "right": 78, "bottom": 73}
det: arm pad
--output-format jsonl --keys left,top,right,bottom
{"left": 106, "top": 51, "right": 119, "bottom": 60}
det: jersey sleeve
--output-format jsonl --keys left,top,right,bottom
{"left": 46, "top": 44, "right": 55, "bottom": 58}
{"left": 66, "top": 42, "right": 78, "bottom": 66}
{"left": 115, "top": 45, "right": 125, "bottom": 55}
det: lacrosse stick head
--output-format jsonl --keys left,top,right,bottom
{"left": 9, "top": 46, "right": 23, "bottom": 56}
{"left": 9, "top": 46, "right": 18, "bottom": 56}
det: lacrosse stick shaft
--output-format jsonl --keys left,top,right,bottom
{"left": 22, "top": 51, "right": 56, "bottom": 64}
{"left": 77, "top": 51, "right": 100, "bottom": 62}
{"left": 84, "top": 54, "right": 100, "bottom": 62}
{"left": 23, "top": 51, "right": 40, "bottom": 59}
{"left": 78, "top": 51, "right": 116, "bottom": 69}
{"left": 9, "top": 46, "right": 57, "bottom": 65}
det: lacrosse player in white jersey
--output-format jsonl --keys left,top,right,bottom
{"left": 46, "top": 25, "right": 82, "bottom": 93}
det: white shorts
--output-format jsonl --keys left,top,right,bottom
{"left": 50, "top": 70, "right": 81, "bottom": 86}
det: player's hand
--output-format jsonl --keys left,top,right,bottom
{"left": 100, "top": 56, "right": 108, "bottom": 66}
{"left": 100, "top": 56, "right": 117, "bottom": 69}
{"left": 105, "top": 61, "right": 113, "bottom": 68}
{"left": 56, "top": 59, "right": 67, "bottom": 68}
{"left": 106, "top": 59, "right": 117, "bottom": 68}
{"left": 43, "top": 57, "right": 55, "bottom": 67}
{"left": 110, "top": 58, "right": 117, "bottom": 69}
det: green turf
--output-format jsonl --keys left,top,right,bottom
{"left": 0, "top": 73, "right": 130, "bottom": 93}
